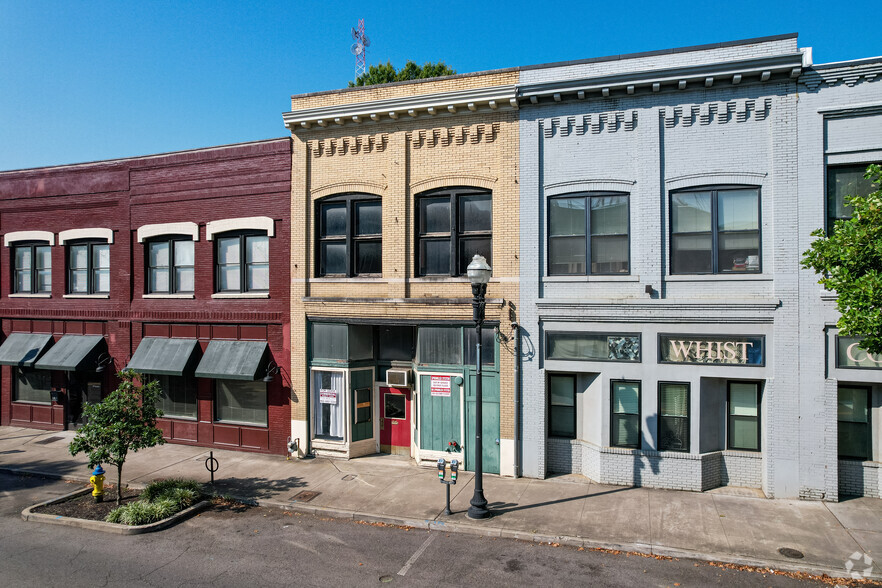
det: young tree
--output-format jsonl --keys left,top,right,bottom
{"left": 802, "top": 164, "right": 882, "bottom": 354}
{"left": 349, "top": 60, "right": 455, "bottom": 87}
{"left": 69, "top": 369, "right": 165, "bottom": 506}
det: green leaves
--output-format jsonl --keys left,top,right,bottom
{"left": 349, "top": 60, "right": 455, "bottom": 87}
{"left": 68, "top": 369, "right": 166, "bottom": 505}
{"left": 803, "top": 164, "right": 882, "bottom": 354}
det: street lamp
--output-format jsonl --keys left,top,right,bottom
{"left": 466, "top": 254, "right": 492, "bottom": 520}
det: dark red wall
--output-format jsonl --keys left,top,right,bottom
{"left": 0, "top": 138, "right": 292, "bottom": 453}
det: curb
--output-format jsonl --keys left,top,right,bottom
{"left": 249, "top": 496, "right": 881, "bottom": 582}
{"left": 22, "top": 487, "right": 212, "bottom": 535}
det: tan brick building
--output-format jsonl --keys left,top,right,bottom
{"left": 283, "top": 71, "right": 521, "bottom": 475}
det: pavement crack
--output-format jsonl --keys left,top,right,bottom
{"left": 710, "top": 494, "right": 733, "bottom": 552}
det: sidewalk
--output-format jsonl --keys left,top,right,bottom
{"left": 2, "top": 426, "right": 880, "bottom": 581}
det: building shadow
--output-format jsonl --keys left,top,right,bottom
{"left": 208, "top": 475, "right": 307, "bottom": 502}
{"left": 487, "top": 485, "right": 631, "bottom": 515}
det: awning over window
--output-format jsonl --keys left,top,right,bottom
{"left": 194, "top": 340, "right": 269, "bottom": 381}
{"left": 126, "top": 338, "right": 200, "bottom": 377}
{"left": 35, "top": 335, "right": 106, "bottom": 371}
{"left": 0, "top": 333, "right": 54, "bottom": 368}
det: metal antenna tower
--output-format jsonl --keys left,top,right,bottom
{"left": 350, "top": 19, "right": 370, "bottom": 80}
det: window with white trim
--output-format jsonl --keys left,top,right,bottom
{"left": 147, "top": 236, "right": 194, "bottom": 294}
{"left": 68, "top": 240, "right": 110, "bottom": 294}
{"left": 215, "top": 231, "right": 269, "bottom": 293}
{"left": 12, "top": 241, "right": 51, "bottom": 294}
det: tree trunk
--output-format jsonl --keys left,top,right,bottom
{"left": 117, "top": 463, "right": 123, "bottom": 507}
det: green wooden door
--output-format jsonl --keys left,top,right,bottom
{"left": 465, "top": 371, "right": 500, "bottom": 475}
{"left": 350, "top": 369, "right": 374, "bottom": 442}
{"left": 418, "top": 374, "right": 462, "bottom": 451}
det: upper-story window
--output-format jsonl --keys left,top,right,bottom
{"left": 670, "top": 186, "right": 760, "bottom": 275}
{"left": 827, "top": 164, "right": 880, "bottom": 232}
{"left": 13, "top": 241, "right": 51, "bottom": 294}
{"left": 549, "top": 192, "right": 629, "bottom": 275}
{"left": 316, "top": 194, "right": 381, "bottom": 277}
{"left": 215, "top": 231, "right": 269, "bottom": 293}
{"left": 68, "top": 240, "right": 110, "bottom": 294}
{"left": 416, "top": 187, "right": 491, "bottom": 277}
{"left": 147, "top": 236, "right": 194, "bottom": 294}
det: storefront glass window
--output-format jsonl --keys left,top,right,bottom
{"left": 728, "top": 381, "right": 760, "bottom": 451}
{"left": 154, "top": 374, "right": 197, "bottom": 419}
{"left": 215, "top": 380, "right": 266, "bottom": 426}
{"left": 417, "top": 326, "right": 462, "bottom": 365}
{"left": 464, "top": 327, "right": 495, "bottom": 367}
{"left": 313, "top": 370, "right": 345, "bottom": 440}
{"left": 312, "top": 323, "right": 348, "bottom": 360}
{"left": 549, "top": 374, "right": 576, "bottom": 438}
{"left": 547, "top": 332, "right": 640, "bottom": 362}
{"left": 838, "top": 386, "right": 871, "bottom": 460}
{"left": 14, "top": 368, "right": 51, "bottom": 403}
{"left": 378, "top": 326, "right": 414, "bottom": 361}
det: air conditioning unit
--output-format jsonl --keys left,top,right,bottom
{"left": 386, "top": 369, "right": 410, "bottom": 387}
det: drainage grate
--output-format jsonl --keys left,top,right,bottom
{"left": 290, "top": 490, "right": 320, "bottom": 503}
{"left": 778, "top": 547, "right": 804, "bottom": 559}
{"left": 34, "top": 436, "right": 64, "bottom": 445}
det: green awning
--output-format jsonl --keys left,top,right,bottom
{"left": 35, "top": 335, "right": 106, "bottom": 371}
{"left": 194, "top": 340, "right": 268, "bottom": 381}
{"left": 0, "top": 333, "right": 54, "bottom": 368}
{"left": 126, "top": 338, "right": 200, "bottom": 377}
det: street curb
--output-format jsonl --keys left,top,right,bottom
{"left": 21, "top": 487, "right": 211, "bottom": 535}
{"left": 250, "top": 496, "right": 881, "bottom": 582}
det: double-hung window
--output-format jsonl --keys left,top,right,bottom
{"left": 611, "top": 380, "right": 640, "bottom": 448}
{"left": 670, "top": 187, "right": 760, "bottom": 274}
{"left": 658, "top": 382, "right": 689, "bottom": 452}
{"left": 728, "top": 381, "right": 760, "bottom": 451}
{"left": 317, "top": 194, "right": 381, "bottom": 277}
{"left": 549, "top": 193, "right": 629, "bottom": 275}
{"left": 13, "top": 242, "right": 51, "bottom": 294}
{"left": 827, "top": 164, "right": 880, "bottom": 232}
{"left": 548, "top": 374, "right": 576, "bottom": 438}
{"left": 147, "top": 237, "right": 194, "bottom": 294}
{"left": 416, "top": 188, "right": 491, "bottom": 276}
{"left": 838, "top": 386, "right": 871, "bottom": 460}
{"left": 216, "top": 231, "right": 269, "bottom": 293}
{"left": 68, "top": 240, "right": 110, "bottom": 294}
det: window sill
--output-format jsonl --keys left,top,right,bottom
{"left": 410, "top": 276, "right": 508, "bottom": 283}
{"left": 160, "top": 415, "right": 197, "bottom": 421}
{"left": 9, "top": 293, "right": 51, "bottom": 298}
{"left": 63, "top": 294, "right": 110, "bottom": 299}
{"left": 311, "top": 277, "right": 388, "bottom": 284}
{"left": 214, "top": 420, "right": 268, "bottom": 428}
{"left": 12, "top": 400, "right": 51, "bottom": 405}
{"left": 820, "top": 291, "right": 838, "bottom": 302}
{"left": 544, "top": 274, "right": 640, "bottom": 283}
{"left": 142, "top": 294, "right": 195, "bottom": 299}
{"left": 665, "top": 274, "right": 772, "bottom": 282}
{"left": 211, "top": 292, "right": 270, "bottom": 299}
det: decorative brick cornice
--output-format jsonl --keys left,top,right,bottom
{"left": 3, "top": 308, "right": 284, "bottom": 323}
{"left": 307, "top": 134, "right": 388, "bottom": 158}
{"left": 801, "top": 59, "right": 882, "bottom": 91}
{"left": 543, "top": 112, "right": 637, "bottom": 138}
{"left": 408, "top": 123, "right": 499, "bottom": 148}
{"left": 659, "top": 99, "right": 770, "bottom": 128}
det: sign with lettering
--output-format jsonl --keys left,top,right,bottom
{"left": 837, "top": 337, "right": 882, "bottom": 370}
{"left": 659, "top": 335, "right": 764, "bottom": 366}
{"left": 430, "top": 376, "right": 451, "bottom": 397}
{"left": 319, "top": 389, "right": 338, "bottom": 404}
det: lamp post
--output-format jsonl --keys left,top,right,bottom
{"left": 466, "top": 254, "right": 492, "bottom": 520}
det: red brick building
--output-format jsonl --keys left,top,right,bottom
{"left": 0, "top": 138, "right": 292, "bottom": 454}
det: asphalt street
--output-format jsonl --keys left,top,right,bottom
{"left": 0, "top": 473, "right": 842, "bottom": 587}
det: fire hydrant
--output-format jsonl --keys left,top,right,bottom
{"left": 89, "top": 465, "right": 105, "bottom": 503}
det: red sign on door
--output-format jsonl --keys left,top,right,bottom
{"left": 430, "top": 376, "right": 451, "bottom": 397}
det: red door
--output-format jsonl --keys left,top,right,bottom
{"left": 379, "top": 387, "right": 411, "bottom": 455}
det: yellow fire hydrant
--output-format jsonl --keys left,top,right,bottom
{"left": 89, "top": 465, "right": 105, "bottom": 503}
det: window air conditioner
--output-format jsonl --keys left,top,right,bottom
{"left": 386, "top": 369, "right": 410, "bottom": 387}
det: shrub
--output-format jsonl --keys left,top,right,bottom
{"left": 105, "top": 478, "right": 203, "bottom": 525}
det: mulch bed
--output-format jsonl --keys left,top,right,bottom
{"left": 33, "top": 484, "right": 141, "bottom": 521}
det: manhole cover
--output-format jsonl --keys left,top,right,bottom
{"left": 290, "top": 490, "right": 320, "bottom": 503}
{"left": 778, "top": 547, "right": 804, "bottom": 559}
{"left": 34, "top": 436, "right": 64, "bottom": 445}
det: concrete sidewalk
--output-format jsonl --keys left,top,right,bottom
{"left": 2, "top": 426, "right": 881, "bottom": 581}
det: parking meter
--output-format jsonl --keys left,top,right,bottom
{"left": 450, "top": 459, "right": 459, "bottom": 483}
{"left": 437, "top": 458, "right": 446, "bottom": 481}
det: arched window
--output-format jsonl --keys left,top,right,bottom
{"left": 316, "top": 194, "right": 381, "bottom": 277}
{"left": 415, "top": 187, "right": 491, "bottom": 277}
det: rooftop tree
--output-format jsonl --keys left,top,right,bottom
{"left": 349, "top": 60, "right": 455, "bottom": 87}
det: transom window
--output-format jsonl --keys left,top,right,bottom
{"left": 147, "top": 237, "right": 194, "bottom": 294}
{"left": 68, "top": 240, "right": 110, "bottom": 294}
{"left": 13, "top": 242, "right": 51, "bottom": 294}
{"left": 317, "top": 194, "right": 381, "bottom": 277}
{"left": 216, "top": 231, "right": 269, "bottom": 293}
{"left": 670, "top": 187, "right": 760, "bottom": 274}
{"left": 827, "top": 164, "right": 880, "bottom": 232}
{"left": 416, "top": 188, "right": 491, "bottom": 277}
{"left": 549, "top": 192, "right": 629, "bottom": 275}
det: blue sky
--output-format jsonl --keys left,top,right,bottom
{"left": 2, "top": 0, "right": 880, "bottom": 171}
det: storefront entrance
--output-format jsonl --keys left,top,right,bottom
{"left": 380, "top": 386, "right": 411, "bottom": 456}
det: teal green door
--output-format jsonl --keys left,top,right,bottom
{"left": 465, "top": 372, "right": 500, "bottom": 475}
{"left": 350, "top": 369, "right": 374, "bottom": 442}
{"left": 418, "top": 374, "right": 462, "bottom": 452}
